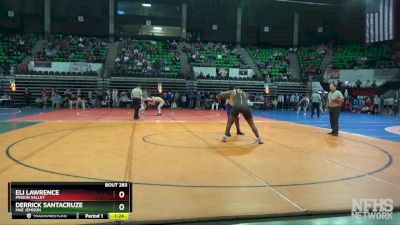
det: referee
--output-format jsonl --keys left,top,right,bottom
{"left": 310, "top": 91, "right": 322, "bottom": 118}
{"left": 325, "top": 83, "right": 344, "bottom": 136}
{"left": 131, "top": 85, "right": 143, "bottom": 120}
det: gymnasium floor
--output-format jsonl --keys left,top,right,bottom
{"left": 0, "top": 107, "right": 399, "bottom": 225}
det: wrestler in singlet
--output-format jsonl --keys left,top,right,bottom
{"left": 218, "top": 88, "right": 263, "bottom": 144}
{"left": 230, "top": 88, "right": 253, "bottom": 120}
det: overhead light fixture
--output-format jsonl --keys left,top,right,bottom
{"left": 275, "top": 0, "right": 334, "bottom": 6}
{"left": 153, "top": 27, "right": 162, "bottom": 30}
{"left": 142, "top": 3, "right": 151, "bottom": 7}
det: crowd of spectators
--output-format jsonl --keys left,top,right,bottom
{"left": 0, "top": 33, "right": 37, "bottom": 75}
{"left": 184, "top": 42, "right": 248, "bottom": 69}
{"left": 247, "top": 46, "right": 292, "bottom": 82}
{"left": 2, "top": 33, "right": 399, "bottom": 84}
{"left": 341, "top": 95, "right": 398, "bottom": 115}
{"left": 298, "top": 44, "right": 328, "bottom": 76}
{"left": 35, "top": 34, "right": 108, "bottom": 63}
{"left": 114, "top": 39, "right": 180, "bottom": 77}
{"left": 332, "top": 80, "right": 398, "bottom": 115}
{"left": 270, "top": 93, "right": 308, "bottom": 111}
{"left": 249, "top": 47, "right": 289, "bottom": 71}
{"left": 331, "top": 43, "right": 397, "bottom": 70}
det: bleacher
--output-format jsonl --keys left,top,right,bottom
{"left": 195, "top": 74, "right": 257, "bottom": 81}
{"left": 110, "top": 77, "right": 187, "bottom": 94}
{"left": 186, "top": 42, "right": 248, "bottom": 69}
{"left": 38, "top": 35, "right": 108, "bottom": 63}
{"left": 0, "top": 34, "right": 37, "bottom": 74}
{"left": 247, "top": 47, "right": 290, "bottom": 77}
{"left": 196, "top": 79, "right": 266, "bottom": 96}
{"left": 275, "top": 82, "right": 308, "bottom": 96}
{"left": 113, "top": 40, "right": 181, "bottom": 79}
{"left": 332, "top": 44, "right": 397, "bottom": 69}
{"left": 297, "top": 46, "right": 326, "bottom": 75}
{"left": 0, "top": 35, "right": 332, "bottom": 107}
{"left": 12, "top": 74, "right": 98, "bottom": 106}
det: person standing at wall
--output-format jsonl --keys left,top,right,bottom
{"left": 290, "top": 94, "right": 295, "bottom": 111}
{"left": 373, "top": 95, "right": 381, "bottom": 115}
{"left": 310, "top": 91, "right": 322, "bottom": 118}
{"left": 325, "top": 83, "right": 344, "bottom": 136}
{"left": 278, "top": 94, "right": 283, "bottom": 110}
{"left": 75, "top": 88, "right": 85, "bottom": 109}
{"left": 23, "top": 87, "right": 31, "bottom": 107}
{"left": 112, "top": 89, "right": 119, "bottom": 108}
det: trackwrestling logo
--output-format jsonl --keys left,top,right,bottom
{"left": 352, "top": 198, "right": 393, "bottom": 219}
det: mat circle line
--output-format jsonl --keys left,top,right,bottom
{"left": 4, "top": 124, "right": 393, "bottom": 188}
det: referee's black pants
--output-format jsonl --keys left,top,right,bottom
{"left": 329, "top": 106, "right": 341, "bottom": 135}
{"left": 132, "top": 98, "right": 141, "bottom": 119}
{"left": 311, "top": 102, "right": 320, "bottom": 118}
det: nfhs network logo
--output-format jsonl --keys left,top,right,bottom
{"left": 352, "top": 198, "right": 393, "bottom": 220}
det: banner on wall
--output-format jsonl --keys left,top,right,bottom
{"left": 193, "top": 67, "right": 255, "bottom": 78}
{"left": 193, "top": 67, "right": 217, "bottom": 77}
{"left": 69, "top": 62, "right": 93, "bottom": 73}
{"left": 28, "top": 61, "right": 102, "bottom": 74}
{"left": 217, "top": 68, "right": 229, "bottom": 78}
{"left": 326, "top": 68, "right": 400, "bottom": 83}
{"left": 239, "top": 69, "right": 248, "bottom": 76}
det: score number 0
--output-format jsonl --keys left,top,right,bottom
{"left": 119, "top": 191, "right": 125, "bottom": 211}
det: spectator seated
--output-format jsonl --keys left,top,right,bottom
{"left": 185, "top": 42, "right": 248, "bottom": 69}
{"left": 247, "top": 47, "right": 290, "bottom": 77}
{"left": 114, "top": 39, "right": 181, "bottom": 79}
{"left": 0, "top": 34, "right": 37, "bottom": 75}
{"left": 298, "top": 45, "right": 326, "bottom": 76}
{"left": 332, "top": 44, "right": 397, "bottom": 69}
{"left": 37, "top": 34, "right": 108, "bottom": 63}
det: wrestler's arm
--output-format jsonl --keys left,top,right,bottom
{"left": 217, "top": 90, "right": 233, "bottom": 100}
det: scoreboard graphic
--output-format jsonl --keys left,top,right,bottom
{"left": 8, "top": 182, "right": 132, "bottom": 220}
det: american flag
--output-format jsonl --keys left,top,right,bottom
{"left": 365, "top": 0, "right": 394, "bottom": 43}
